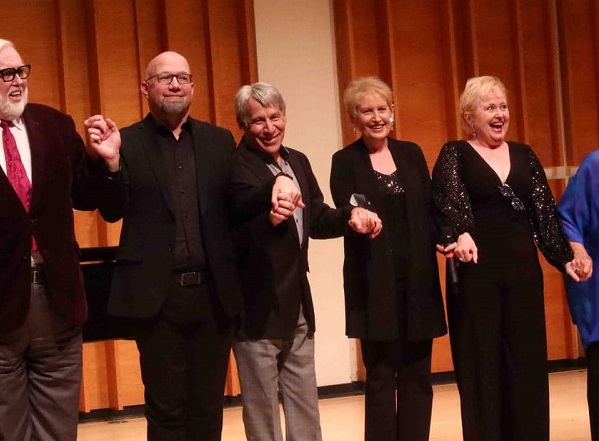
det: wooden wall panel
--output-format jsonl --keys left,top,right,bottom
{"left": 163, "top": 0, "right": 212, "bottom": 122}
{"left": 558, "top": 0, "right": 599, "bottom": 164}
{"left": 87, "top": 0, "right": 145, "bottom": 124}
{"left": 334, "top": 0, "right": 388, "bottom": 143}
{"left": 387, "top": 1, "right": 453, "bottom": 166}
{"left": 3, "top": 1, "right": 60, "bottom": 109}
{"left": 133, "top": 0, "right": 164, "bottom": 118}
{"left": 205, "top": 0, "right": 255, "bottom": 129}
{"left": 333, "top": 0, "right": 599, "bottom": 369}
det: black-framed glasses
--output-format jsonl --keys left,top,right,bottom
{"left": 146, "top": 73, "right": 192, "bottom": 85}
{"left": 0, "top": 64, "right": 31, "bottom": 82}
{"left": 498, "top": 183, "right": 526, "bottom": 211}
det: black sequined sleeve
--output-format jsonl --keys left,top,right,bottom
{"left": 431, "top": 142, "right": 475, "bottom": 236}
{"left": 527, "top": 147, "right": 573, "bottom": 270}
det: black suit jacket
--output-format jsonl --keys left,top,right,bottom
{"left": 97, "top": 114, "right": 242, "bottom": 322}
{"left": 0, "top": 103, "right": 100, "bottom": 334}
{"left": 330, "top": 137, "right": 447, "bottom": 341}
{"left": 230, "top": 137, "right": 352, "bottom": 339}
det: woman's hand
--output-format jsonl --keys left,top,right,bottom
{"left": 565, "top": 241, "right": 593, "bottom": 282}
{"left": 454, "top": 232, "right": 478, "bottom": 264}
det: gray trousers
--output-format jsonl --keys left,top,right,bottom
{"left": 234, "top": 310, "right": 322, "bottom": 441}
{"left": 0, "top": 283, "right": 82, "bottom": 441}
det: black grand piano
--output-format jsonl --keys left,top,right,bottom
{"left": 80, "top": 246, "right": 131, "bottom": 342}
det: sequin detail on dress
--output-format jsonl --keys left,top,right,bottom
{"left": 374, "top": 170, "right": 405, "bottom": 195}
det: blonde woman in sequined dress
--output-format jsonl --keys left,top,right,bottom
{"left": 432, "top": 75, "right": 578, "bottom": 441}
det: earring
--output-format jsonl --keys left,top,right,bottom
{"left": 389, "top": 116, "right": 395, "bottom": 131}
{"left": 470, "top": 125, "right": 476, "bottom": 138}
{"left": 353, "top": 126, "right": 357, "bottom": 137}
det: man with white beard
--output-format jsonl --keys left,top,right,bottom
{"left": 0, "top": 38, "right": 106, "bottom": 441}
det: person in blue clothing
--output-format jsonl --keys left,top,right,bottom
{"left": 557, "top": 151, "right": 597, "bottom": 439}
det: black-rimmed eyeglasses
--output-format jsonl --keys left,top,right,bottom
{"left": 0, "top": 65, "right": 31, "bottom": 82}
{"left": 498, "top": 183, "right": 526, "bottom": 211}
{"left": 146, "top": 73, "right": 192, "bottom": 85}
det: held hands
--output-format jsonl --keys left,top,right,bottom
{"left": 84, "top": 115, "right": 121, "bottom": 172}
{"left": 348, "top": 207, "right": 382, "bottom": 238}
{"left": 269, "top": 175, "right": 305, "bottom": 226}
{"left": 565, "top": 242, "right": 593, "bottom": 282}
{"left": 447, "top": 232, "right": 478, "bottom": 264}
{"left": 272, "top": 175, "right": 304, "bottom": 210}
{"left": 269, "top": 192, "right": 298, "bottom": 226}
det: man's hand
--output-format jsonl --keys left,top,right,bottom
{"left": 348, "top": 208, "right": 382, "bottom": 238}
{"left": 271, "top": 175, "right": 304, "bottom": 211}
{"left": 84, "top": 115, "right": 121, "bottom": 172}
{"left": 269, "top": 192, "right": 297, "bottom": 226}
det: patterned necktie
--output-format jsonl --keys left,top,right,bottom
{"left": 1, "top": 119, "right": 36, "bottom": 251}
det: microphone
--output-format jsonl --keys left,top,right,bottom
{"left": 441, "top": 226, "right": 459, "bottom": 293}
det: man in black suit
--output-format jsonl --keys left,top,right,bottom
{"left": 0, "top": 39, "right": 103, "bottom": 441}
{"left": 229, "top": 82, "right": 382, "bottom": 441}
{"left": 85, "top": 51, "right": 245, "bottom": 441}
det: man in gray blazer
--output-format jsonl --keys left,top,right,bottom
{"left": 229, "top": 82, "right": 382, "bottom": 441}
{"left": 85, "top": 51, "right": 243, "bottom": 441}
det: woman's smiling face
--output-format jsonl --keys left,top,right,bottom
{"left": 353, "top": 91, "right": 393, "bottom": 143}
{"left": 467, "top": 87, "right": 510, "bottom": 148}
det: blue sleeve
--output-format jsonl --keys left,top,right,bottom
{"left": 558, "top": 151, "right": 599, "bottom": 245}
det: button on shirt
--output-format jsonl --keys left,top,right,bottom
{"left": 152, "top": 119, "right": 207, "bottom": 271}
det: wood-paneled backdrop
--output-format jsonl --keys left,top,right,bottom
{"left": 334, "top": 0, "right": 599, "bottom": 375}
{"left": 2, "top": 0, "right": 599, "bottom": 412}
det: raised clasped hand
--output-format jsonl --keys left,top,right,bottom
{"left": 83, "top": 114, "right": 121, "bottom": 171}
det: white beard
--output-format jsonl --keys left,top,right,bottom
{"left": 0, "top": 86, "right": 28, "bottom": 120}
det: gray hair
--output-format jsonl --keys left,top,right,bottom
{"left": 234, "top": 82, "right": 286, "bottom": 129}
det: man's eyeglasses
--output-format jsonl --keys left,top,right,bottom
{"left": 146, "top": 73, "right": 192, "bottom": 85}
{"left": 498, "top": 183, "right": 526, "bottom": 211}
{"left": 0, "top": 65, "right": 31, "bottom": 82}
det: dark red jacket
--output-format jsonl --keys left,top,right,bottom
{"left": 0, "top": 103, "right": 100, "bottom": 334}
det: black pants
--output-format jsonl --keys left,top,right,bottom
{"left": 448, "top": 255, "right": 548, "bottom": 441}
{"left": 134, "top": 282, "right": 232, "bottom": 441}
{"left": 361, "top": 338, "right": 433, "bottom": 441}
{"left": 588, "top": 342, "right": 599, "bottom": 441}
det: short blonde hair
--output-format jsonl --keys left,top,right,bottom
{"left": 343, "top": 77, "right": 393, "bottom": 119}
{"left": 460, "top": 76, "right": 508, "bottom": 125}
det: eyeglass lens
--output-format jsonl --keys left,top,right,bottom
{"left": 0, "top": 65, "right": 31, "bottom": 82}
{"left": 155, "top": 74, "right": 192, "bottom": 84}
